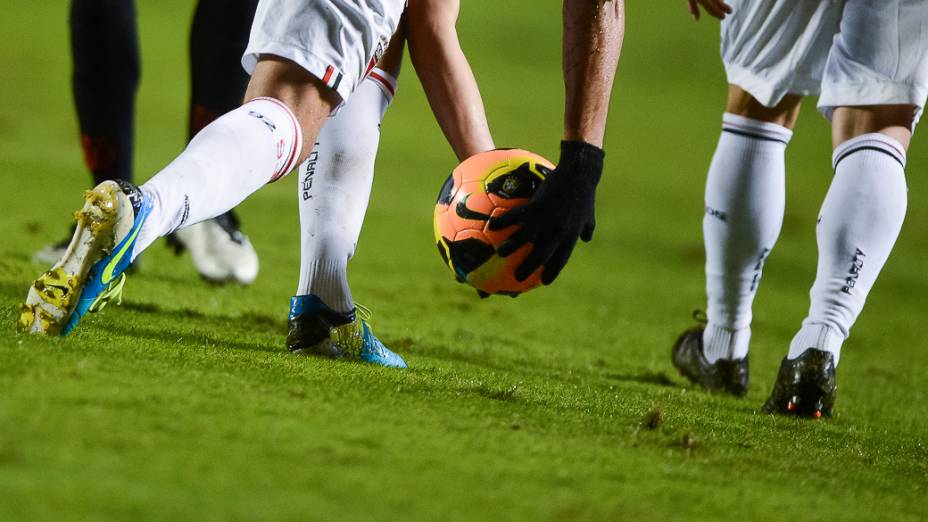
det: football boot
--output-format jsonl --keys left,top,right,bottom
{"left": 19, "top": 180, "right": 151, "bottom": 335}
{"left": 672, "top": 314, "right": 749, "bottom": 396}
{"left": 286, "top": 295, "right": 407, "bottom": 368}
{"left": 762, "top": 349, "right": 836, "bottom": 419}
{"left": 168, "top": 210, "right": 259, "bottom": 285}
{"left": 35, "top": 224, "right": 142, "bottom": 273}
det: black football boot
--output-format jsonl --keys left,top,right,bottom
{"left": 672, "top": 318, "right": 749, "bottom": 397}
{"left": 762, "top": 349, "right": 836, "bottom": 419}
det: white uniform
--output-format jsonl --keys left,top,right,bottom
{"left": 721, "top": 0, "right": 928, "bottom": 120}
{"left": 242, "top": 0, "right": 406, "bottom": 103}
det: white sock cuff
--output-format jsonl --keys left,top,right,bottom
{"left": 244, "top": 97, "right": 304, "bottom": 181}
{"left": 832, "top": 133, "right": 907, "bottom": 171}
{"left": 298, "top": 257, "right": 353, "bottom": 313}
{"left": 721, "top": 112, "right": 793, "bottom": 144}
{"left": 702, "top": 324, "right": 751, "bottom": 362}
{"left": 366, "top": 67, "right": 397, "bottom": 101}
{"left": 788, "top": 323, "right": 844, "bottom": 364}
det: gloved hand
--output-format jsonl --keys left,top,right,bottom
{"left": 488, "top": 140, "right": 604, "bottom": 284}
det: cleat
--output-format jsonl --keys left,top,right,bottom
{"left": 762, "top": 348, "right": 837, "bottom": 419}
{"left": 18, "top": 180, "right": 150, "bottom": 336}
{"left": 168, "top": 210, "right": 259, "bottom": 285}
{"left": 286, "top": 295, "right": 407, "bottom": 368}
{"left": 36, "top": 225, "right": 142, "bottom": 273}
{"left": 671, "top": 319, "right": 748, "bottom": 396}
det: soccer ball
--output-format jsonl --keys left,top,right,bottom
{"left": 433, "top": 149, "right": 554, "bottom": 296}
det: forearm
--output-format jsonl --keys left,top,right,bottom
{"left": 562, "top": 0, "right": 624, "bottom": 148}
{"left": 409, "top": 27, "right": 495, "bottom": 161}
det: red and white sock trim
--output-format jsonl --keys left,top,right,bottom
{"left": 366, "top": 67, "right": 397, "bottom": 100}
{"left": 249, "top": 97, "right": 303, "bottom": 182}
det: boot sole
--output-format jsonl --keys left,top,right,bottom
{"left": 18, "top": 182, "right": 121, "bottom": 335}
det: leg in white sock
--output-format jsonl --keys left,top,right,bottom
{"left": 296, "top": 70, "right": 396, "bottom": 313}
{"left": 133, "top": 97, "right": 303, "bottom": 258}
{"left": 130, "top": 57, "right": 343, "bottom": 261}
{"left": 702, "top": 112, "right": 793, "bottom": 363}
{"left": 788, "top": 132, "right": 908, "bottom": 365}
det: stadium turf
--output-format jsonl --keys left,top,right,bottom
{"left": 1, "top": 2, "right": 926, "bottom": 520}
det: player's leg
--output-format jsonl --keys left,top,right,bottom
{"left": 169, "top": 0, "right": 262, "bottom": 285}
{"left": 764, "top": 0, "right": 928, "bottom": 417}
{"left": 288, "top": 33, "right": 406, "bottom": 367}
{"left": 34, "top": 0, "right": 141, "bottom": 265}
{"left": 18, "top": 59, "right": 323, "bottom": 336}
{"left": 673, "top": 0, "right": 839, "bottom": 395}
{"left": 71, "top": 0, "right": 139, "bottom": 185}
{"left": 138, "top": 0, "right": 402, "bottom": 256}
{"left": 702, "top": 87, "right": 799, "bottom": 361}
{"left": 674, "top": 87, "right": 798, "bottom": 396}
{"left": 20, "top": 0, "right": 405, "bottom": 341}
{"left": 134, "top": 58, "right": 331, "bottom": 263}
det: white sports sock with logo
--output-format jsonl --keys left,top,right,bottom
{"left": 788, "top": 133, "right": 908, "bottom": 366}
{"left": 702, "top": 113, "right": 793, "bottom": 363}
{"left": 133, "top": 97, "right": 303, "bottom": 259}
{"left": 296, "top": 70, "right": 396, "bottom": 313}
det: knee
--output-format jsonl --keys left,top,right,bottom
{"left": 726, "top": 85, "right": 802, "bottom": 129}
{"left": 244, "top": 56, "right": 341, "bottom": 121}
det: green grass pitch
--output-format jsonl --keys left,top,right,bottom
{"left": 2, "top": 2, "right": 927, "bottom": 520}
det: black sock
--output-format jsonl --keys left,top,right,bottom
{"left": 70, "top": 0, "right": 140, "bottom": 185}
{"left": 187, "top": 0, "right": 258, "bottom": 227}
{"left": 188, "top": 0, "right": 259, "bottom": 138}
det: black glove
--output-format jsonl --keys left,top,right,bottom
{"left": 488, "top": 140, "right": 604, "bottom": 284}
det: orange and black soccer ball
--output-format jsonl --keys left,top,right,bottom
{"left": 433, "top": 149, "right": 554, "bottom": 296}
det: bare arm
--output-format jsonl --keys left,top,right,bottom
{"left": 406, "top": 0, "right": 494, "bottom": 161}
{"left": 562, "top": 0, "right": 624, "bottom": 148}
{"left": 488, "top": 1, "right": 625, "bottom": 286}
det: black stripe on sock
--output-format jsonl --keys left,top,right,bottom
{"left": 721, "top": 127, "right": 788, "bottom": 145}
{"left": 332, "top": 73, "right": 343, "bottom": 91}
{"left": 833, "top": 145, "right": 905, "bottom": 171}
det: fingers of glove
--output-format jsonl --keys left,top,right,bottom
{"left": 497, "top": 225, "right": 534, "bottom": 257}
{"left": 515, "top": 237, "right": 559, "bottom": 282}
{"left": 580, "top": 218, "right": 595, "bottom": 242}
{"left": 540, "top": 237, "right": 579, "bottom": 285}
{"left": 488, "top": 205, "right": 531, "bottom": 231}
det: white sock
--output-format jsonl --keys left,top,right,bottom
{"left": 702, "top": 113, "right": 793, "bottom": 363}
{"left": 133, "top": 97, "right": 302, "bottom": 258}
{"left": 296, "top": 70, "right": 395, "bottom": 313}
{"left": 788, "top": 133, "right": 908, "bottom": 365}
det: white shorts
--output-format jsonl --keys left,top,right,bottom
{"left": 721, "top": 0, "right": 928, "bottom": 120}
{"left": 242, "top": 0, "right": 406, "bottom": 103}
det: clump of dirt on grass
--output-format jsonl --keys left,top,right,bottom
{"left": 644, "top": 408, "right": 664, "bottom": 430}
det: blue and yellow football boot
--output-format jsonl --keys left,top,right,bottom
{"left": 286, "top": 295, "right": 407, "bottom": 368}
{"left": 18, "top": 180, "right": 151, "bottom": 336}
